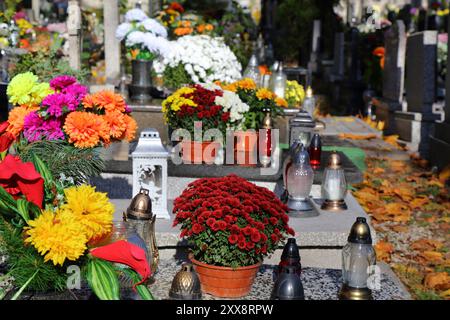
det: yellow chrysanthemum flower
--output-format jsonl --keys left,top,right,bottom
{"left": 6, "top": 72, "right": 53, "bottom": 106}
{"left": 25, "top": 209, "right": 88, "bottom": 266}
{"left": 256, "top": 88, "right": 275, "bottom": 100}
{"left": 61, "top": 185, "right": 114, "bottom": 241}
{"left": 162, "top": 87, "right": 197, "bottom": 114}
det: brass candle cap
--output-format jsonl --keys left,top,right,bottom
{"left": 339, "top": 284, "right": 373, "bottom": 300}
{"left": 125, "top": 188, "right": 153, "bottom": 221}
{"left": 169, "top": 263, "right": 202, "bottom": 300}
{"left": 327, "top": 152, "right": 342, "bottom": 169}
{"left": 321, "top": 199, "right": 348, "bottom": 211}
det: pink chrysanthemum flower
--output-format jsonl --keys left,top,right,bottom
{"left": 50, "top": 75, "right": 77, "bottom": 91}
{"left": 42, "top": 93, "right": 79, "bottom": 117}
{"left": 23, "top": 112, "right": 65, "bottom": 142}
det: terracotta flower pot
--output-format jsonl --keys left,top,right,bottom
{"left": 233, "top": 131, "right": 258, "bottom": 167}
{"left": 191, "top": 258, "right": 261, "bottom": 298}
{"left": 181, "top": 140, "right": 220, "bottom": 164}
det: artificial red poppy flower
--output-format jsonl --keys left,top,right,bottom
{"left": 0, "top": 132, "right": 15, "bottom": 153}
{"left": 90, "top": 240, "right": 150, "bottom": 286}
{"left": 0, "top": 155, "right": 44, "bottom": 208}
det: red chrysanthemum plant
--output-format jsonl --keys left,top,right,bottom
{"left": 173, "top": 175, "right": 295, "bottom": 268}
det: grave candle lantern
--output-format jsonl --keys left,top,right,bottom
{"left": 286, "top": 144, "right": 315, "bottom": 213}
{"left": 339, "top": 217, "right": 376, "bottom": 300}
{"left": 321, "top": 152, "right": 348, "bottom": 211}
{"left": 270, "top": 61, "right": 287, "bottom": 98}
{"left": 123, "top": 188, "right": 159, "bottom": 274}
{"left": 243, "top": 54, "right": 261, "bottom": 86}
{"left": 169, "top": 263, "right": 202, "bottom": 300}
{"left": 260, "top": 111, "right": 272, "bottom": 168}
{"left": 288, "top": 109, "right": 316, "bottom": 148}
{"left": 132, "top": 128, "right": 169, "bottom": 219}
{"left": 308, "top": 133, "right": 322, "bottom": 169}
{"left": 302, "top": 86, "right": 316, "bottom": 118}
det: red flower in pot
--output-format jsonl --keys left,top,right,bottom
{"left": 173, "top": 175, "right": 295, "bottom": 298}
{"left": 0, "top": 155, "right": 44, "bottom": 208}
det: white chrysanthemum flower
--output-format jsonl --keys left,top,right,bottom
{"left": 125, "top": 8, "right": 148, "bottom": 22}
{"left": 154, "top": 35, "right": 242, "bottom": 84}
{"left": 215, "top": 90, "right": 249, "bottom": 129}
{"left": 115, "top": 22, "right": 132, "bottom": 41}
{"left": 125, "top": 30, "right": 145, "bottom": 47}
{"left": 139, "top": 18, "right": 168, "bottom": 38}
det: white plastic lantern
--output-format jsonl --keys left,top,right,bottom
{"left": 132, "top": 128, "right": 170, "bottom": 219}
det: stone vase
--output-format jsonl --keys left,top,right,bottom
{"left": 129, "top": 59, "right": 153, "bottom": 104}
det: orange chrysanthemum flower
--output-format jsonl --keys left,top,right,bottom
{"left": 122, "top": 114, "right": 137, "bottom": 142}
{"left": 275, "top": 97, "right": 288, "bottom": 108}
{"left": 63, "top": 111, "right": 110, "bottom": 148}
{"left": 89, "top": 91, "right": 127, "bottom": 112}
{"left": 82, "top": 94, "right": 96, "bottom": 109}
{"left": 256, "top": 88, "right": 275, "bottom": 100}
{"left": 237, "top": 78, "right": 257, "bottom": 90}
{"left": 6, "top": 105, "right": 38, "bottom": 137}
{"left": 103, "top": 110, "right": 127, "bottom": 139}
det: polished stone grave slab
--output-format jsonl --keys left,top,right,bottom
{"left": 12, "top": 259, "right": 410, "bottom": 300}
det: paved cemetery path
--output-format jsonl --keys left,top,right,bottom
{"left": 321, "top": 116, "right": 450, "bottom": 300}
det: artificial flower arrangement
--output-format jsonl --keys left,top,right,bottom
{"left": 162, "top": 83, "right": 249, "bottom": 138}
{"left": 285, "top": 80, "right": 306, "bottom": 108}
{"left": 116, "top": 8, "right": 170, "bottom": 61}
{"left": 3, "top": 72, "right": 137, "bottom": 150}
{"left": 220, "top": 78, "right": 287, "bottom": 130}
{"left": 173, "top": 175, "right": 295, "bottom": 268}
{"left": 153, "top": 35, "right": 242, "bottom": 89}
{"left": 0, "top": 154, "right": 153, "bottom": 299}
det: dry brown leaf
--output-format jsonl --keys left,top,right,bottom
{"left": 424, "top": 272, "right": 450, "bottom": 290}
{"left": 384, "top": 135, "right": 401, "bottom": 149}
{"left": 411, "top": 239, "right": 444, "bottom": 251}
{"left": 373, "top": 167, "right": 385, "bottom": 175}
{"left": 391, "top": 160, "right": 408, "bottom": 172}
{"left": 390, "top": 225, "right": 409, "bottom": 233}
{"left": 410, "top": 197, "right": 430, "bottom": 209}
{"left": 417, "top": 251, "right": 445, "bottom": 265}
{"left": 393, "top": 187, "right": 415, "bottom": 201}
{"left": 375, "top": 241, "right": 394, "bottom": 262}
{"left": 438, "top": 164, "right": 450, "bottom": 183}
{"left": 439, "top": 289, "right": 450, "bottom": 298}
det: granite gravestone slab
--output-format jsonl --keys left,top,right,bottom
{"left": 383, "top": 20, "right": 406, "bottom": 104}
{"left": 405, "top": 31, "right": 437, "bottom": 114}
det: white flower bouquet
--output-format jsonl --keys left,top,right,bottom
{"left": 116, "top": 8, "right": 170, "bottom": 60}
{"left": 153, "top": 35, "right": 242, "bottom": 89}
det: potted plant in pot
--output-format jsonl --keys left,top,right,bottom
{"left": 220, "top": 78, "right": 287, "bottom": 166}
{"left": 116, "top": 8, "right": 170, "bottom": 103}
{"left": 162, "top": 83, "right": 249, "bottom": 164}
{"left": 173, "top": 175, "right": 295, "bottom": 298}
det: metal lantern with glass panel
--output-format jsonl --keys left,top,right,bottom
{"left": 285, "top": 144, "right": 318, "bottom": 217}
{"left": 339, "top": 217, "right": 376, "bottom": 300}
{"left": 289, "top": 109, "right": 316, "bottom": 148}
{"left": 132, "top": 128, "right": 170, "bottom": 219}
{"left": 321, "top": 152, "right": 348, "bottom": 210}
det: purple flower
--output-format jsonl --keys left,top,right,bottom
{"left": 42, "top": 93, "right": 79, "bottom": 117}
{"left": 50, "top": 75, "right": 77, "bottom": 91}
{"left": 62, "top": 83, "right": 88, "bottom": 102}
{"left": 23, "top": 112, "right": 65, "bottom": 142}
{"left": 124, "top": 104, "right": 131, "bottom": 113}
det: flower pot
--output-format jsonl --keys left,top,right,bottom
{"left": 233, "top": 131, "right": 258, "bottom": 167}
{"left": 191, "top": 258, "right": 261, "bottom": 298}
{"left": 129, "top": 59, "right": 153, "bottom": 104}
{"left": 181, "top": 140, "right": 220, "bottom": 164}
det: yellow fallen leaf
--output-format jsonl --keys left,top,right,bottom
{"left": 373, "top": 167, "right": 385, "bottom": 174}
{"left": 339, "top": 133, "right": 378, "bottom": 140}
{"left": 439, "top": 289, "right": 450, "bottom": 298}
{"left": 410, "top": 197, "right": 430, "bottom": 209}
{"left": 418, "top": 251, "right": 444, "bottom": 265}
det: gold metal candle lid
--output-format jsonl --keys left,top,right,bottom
{"left": 125, "top": 188, "right": 153, "bottom": 220}
{"left": 347, "top": 217, "right": 372, "bottom": 244}
{"left": 327, "top": 152, "right": 342, "bottom": 169}
{"left": 169, "top": 263, "right": 202, "bottom": 300}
